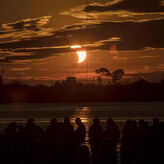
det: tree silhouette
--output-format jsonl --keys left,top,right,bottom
{"left": 111, "top": 69, "right": 125, "bottom": 85}
{"left": 0, "top": 67, "right": 5, "bottom": 85}
{"left": 96, "top": 67, "right": 110, "bottom": 76}
{"left": 95, "top": 67, "right": 110, "bottom": 85}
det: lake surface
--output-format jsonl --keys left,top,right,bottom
{"left": 0, "top": 101, "right": 164, "bottom": 131}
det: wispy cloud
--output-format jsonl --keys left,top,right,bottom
{"left": 0, "top": 16, "right": 164, "bottom": 63}
{"left": 135, "top": 55, "right": 159, "bottom": 59}
{"left": 112, "top": 56, "right": 128, "bottom": 60}
{"left": 10, "top": 67, "right": 31, "bottom": 71}
{"left": 84, "top": 0, "right": 164, "bottom": 13}
{"left": 60, "top": 0, "right": 164, "bottom": 22}
{"left": 0, "top": 16, "right": 53, "bottom": 44}
{"left": 1, "top": 16, "right": 51, "bottom": 31}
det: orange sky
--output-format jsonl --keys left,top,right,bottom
{"left": 0, "top": 0, "right": 164, "bottom": 83}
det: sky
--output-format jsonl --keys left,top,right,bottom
{"left": 0, "top": 0, "right": 164, "bottom": 83}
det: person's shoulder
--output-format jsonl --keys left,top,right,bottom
{"left": 81, "top": 123, "right": 86, "bottom": 129}
{"left": 70, "top": 125, "right": 74, "bottom": 130}
{"left": 89, "top": 125, "right": 94, "bottom": 130}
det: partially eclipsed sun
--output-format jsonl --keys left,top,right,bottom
{"left": 76, "top": 51, "right": 87, "bottom": 63}
{"left": 71, "top": 45, "right": 87, "bottom": 63}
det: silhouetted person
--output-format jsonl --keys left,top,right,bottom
{"left": 152, "top": 117, "right": 159, "bottom": 128}
{"left": 4, "top": 122, "right": 19, "bottom": 163}
{"left": 46, "top": 118, "right": 59, "bottom": 163}
{"left": 64, "top": 117, "right": 74, "bottom": 140}
{"left": 77, "top": 145, "right": 90, "bottom": 164}
{"left": 23, "top": 119, "right": 43, "bottom": 164}
{"left": 158, "top": 122, "right": 164, "bottom": 163}
{"left": 63, "top": 117, "right": 75, "bottom": 163}
{"left": 132, "top": 119, "right": 150, "bottom": 164}
{"left": 103, "top": 118, "right": 120, "bottom": 164}
{"left": 89, "top": 118, "right": 103, "bottom": 164}
{"left": 3, "top": 117, "right": 164, "bottom": 164}
{"left": 75, "top": 118, "right": 86, "bottom": 149}
{"left": 5, "top": 121, "right": 17, "bottom": 137}
{"left": 64, "top": 117, "right": 74, "bottom": 144}
{"left": 46, "top": 118, "right": 57, "bottom": 142}
{"left": 148, "top": 117, "right": 161, "bottom": 163}
{"left": 121, "top": 119, "right": 132, "bottom": 164}
{"left": 121, "top": 120, "right": 140, "bottom": 164}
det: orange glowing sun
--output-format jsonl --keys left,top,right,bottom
{"left": 76, "top": 51, "right": 87, "bottom": 63}
{"left": 71, "top": 45, "right": 87, "bottom": 63}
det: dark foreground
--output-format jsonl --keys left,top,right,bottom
{"left": 1, "top": 117, "right": 164, "bottom": 164}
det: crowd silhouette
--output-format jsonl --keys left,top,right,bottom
{"left": 0, "top": 117, "right": 164, "bottom": 164}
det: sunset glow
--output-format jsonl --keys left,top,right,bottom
{"left": 0, "top": 0, "right": 164, "bottom": 82}
{"left": 71, "top": 45, "right": 87, "bottom": 63}
{"left": 71, "top": 45, "right": 81, "bottom": 49}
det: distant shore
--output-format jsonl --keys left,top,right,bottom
{"left": 0, "top": 79, "right": 164, "bottom": 103}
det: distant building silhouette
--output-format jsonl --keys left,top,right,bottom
{"left": 0, "top": 75, "right": 3, "bottom": 86}
{"left": 65, "top": 77, "right": 77, "bottom": 86}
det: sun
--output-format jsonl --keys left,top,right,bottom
{"left": 76, "top": 51, "right": 87, "bottom": 63}
{"left": 71, "top": 45, "right": 87, "bottom": 63}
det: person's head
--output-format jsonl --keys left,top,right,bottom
{"left": 138, "top": 119, "right": 144, "bottom": 127}
{"left": 75, "top": 117, "right": 81, "bottom": 125}
{"left": 10, "top": 121, "right": 17, "bottom": 128}
{"left": 132, "top": 120, "right": 137, "bottom": 128}
{"left": 93, "top": 118, "right": 100, "bottom": 125}
{"left": 64, "top": 117, "right": 70, "bottom": 124}
{"left": 8, "top": 121, "right": 17, "bottom": 131}
{"left": 107, "top": 118, "right": 114, "bottom": 126}
{"left": 153, "top": 117, "right": 159, "bottom": 127}
{"left": 26, "top": 118, "right": 35, "bottom": 127}
{"left": 51, "top": 118, "right": 57, "bottom": 126}
{"left": 144, "top": 121, "right": 148, "bottom": 128}
{"left": 18, "top": 124, "right": 23, "bottom": 130}
{"left": 159, "top": 122, "right": 164, "bottom": 129}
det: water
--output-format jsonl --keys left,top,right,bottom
{"left": 0, "top": 101, "right": 163, "bottom": 163}
{"left": 0, "top": 101, "right": 164, "bottom": 131}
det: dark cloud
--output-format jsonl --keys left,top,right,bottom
{"left": 84, "top": 0, "right": 164, "bottom": 13}
{"left": 0, "top": 52, "right": 58, "bottom": 63}
{"left": 0, "top": 48, "right": 63, "bottom": 63}
{"left": 0, "top": 16, "right": 53, "bottom": 45}
{"left": 0, "top": 17, "right": 164, "bottom": 63}
{"left": 1, "top": 19, "right": 164, "bottom": 49}
{"left": 0, "top": 16, "right": 51, "bottom": 31}
{"left": 60, "top": 0, "right": 164, "bottom": 22}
